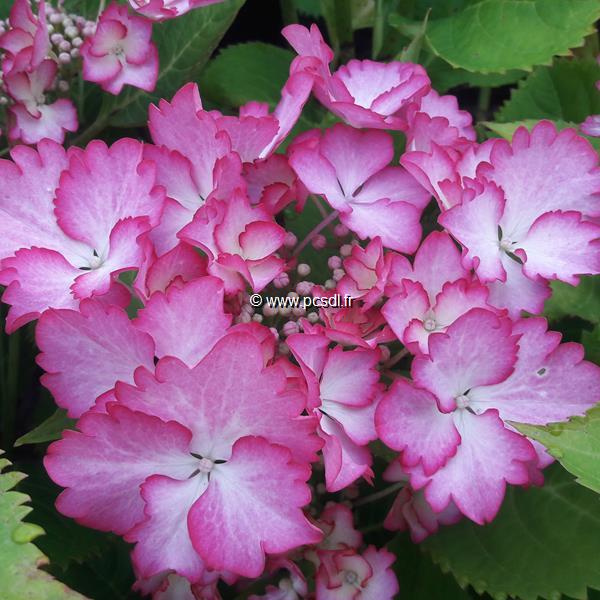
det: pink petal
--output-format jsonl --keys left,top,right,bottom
{"left": 439, "top": 182, "right": 506, "bottom": 282}
{"left": 36, "top": 300, "right": 155, "bottom": 418}
{"left": 517, "top": 211, "right": 600, "bottom": 284}
{"left": 376, "top": 378, "right": 460, "bottom": 475}
{"left": 44, "top": 404, "right": 195, "bottom": 534}
{"left": 9, "top": 98, "right": 78, "bottom": 145}
{"left": 412, "top": 309, "right": 518, "bottom": 412}
{"left": 216, "top": 115, "right": 279, "bottom": 164}
{"left": 415, "top": 409, "right": 537, "bottom": 524}
{"left": 134, "top": 276, "right": 231, "bottom": 366}
{"left": 128, "top": 475, "right": 208, "bottom": 581}
{"left": 469, "top": 317, "right": 600, "bottom": 423}
{"left": 56, "top": 139, "right": 164, "bottom": 252}
{"left": 188, "top": 436, "right": 321, "bottom": 577}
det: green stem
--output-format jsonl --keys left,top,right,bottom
{"left": 354, "top": 482, "right": 404, "bottom": 507}
{"left": 69, "top": 94, "right": 115, "bottom": 148}
{"left": 293, "top": 210, "right": 339, "bottom": 257}
{"left": 477, "top": 86, "right": 492, "bottom": 121}
{"left": 372, "top": 0, "right": 385, "bottom": 59}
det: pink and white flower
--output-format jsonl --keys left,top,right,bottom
{"left": 287, "top": 333, "right": 380, "bottom": 491}
{"left": 45, "top": 331, "right": 322, "bottom": 580}
{"left": 283, "top": 23, "right": 429, "bottom": 130}
{"left": 81, "top": 3, "right": 158, "bottom": 95}
{"left": 129, "top": 0, "right": 226, "bottom": 21}
{"left": 289, "top": 124, "right": 430, "bottom": 253}
{"left": 0, "top": 139, "right": 164, "bottom": 331}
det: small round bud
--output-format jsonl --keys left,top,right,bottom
{"left": 252, "top": 313, "right": 263, "bottom": 323}
{"left": 311, "top": 234, "right": 326, "bottom": 250}
{"left": 282, "top": 321, "right": 299, "bottom": 337}
{"left": 58, "top": 52, "right": 71, "bottom": 64}
{"left": 63, "top": 17, "right": 74, "bottom": 28}
{"left": 324, "top": 279, "right": 336, "bottom": 290}
{"left": 49, "top": 13, "right": 64, "bottom": 24}
{"left": 273, "top": 272, "right": 290, "bottom": 289}
{"left": 279, "top": 306, "right": 292, "bottom": 317}
{"left": 292, "top": 307, "right": 306, "bottom": 317}
{"left": 307, "top": 312, "right": 319, "bottom": 324}
{"left": 57, "top": 80, "right": 70, "bottom": 92}
{"left": 328, "top": 255, "right": 342, "bottom": 270}
{"left": 50, "top": 32, "right": 64, "bottom": 44}
{"left": 262, "top": 305, "right": 277, "bottom": 318}
{"left": 287, "top": 291, "right": 299, "bottom": 299}
{"left": 332, "top": 268, "right": 345, "bottom": 282}
{"left": 340, "top": 244, "right": 353, "bottom": 257}
{"left": 64, "top": 25, "right": 79, "bottom": 38}
{"left": 283, "top": 231, "right": 297, "bottom": 248}
{"left": 334, "top": 223, "right": 350, "bottom": 237}
{"left": 71, "top": 36, "right": 83, "bottom": 47}
{"left": 297, "top": 263, "right": 310, "bottom": 277}
{"left": 269, "top": 327, "right": 280, "bottom": 340}
{"left": 295, "top": 281, "right": 312, "bottom": 296}
{"left": 59, "top": 39, "right": 71, "bottom": 51}
{"left": 70, "top": 48, "right": 80, "bottom": 59}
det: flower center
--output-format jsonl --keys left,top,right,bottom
{"left": 197, "top": 457, "right": 214, "bottom": 474}
{"left": 344, "top": 570, "right": 359, "bottom": 586}
{"left": 423, "top": 317, "right": 437, "bottom": 332}
{"left": 455, "top": 394, "right": 470, "bottom": 409}
{"left": 88, "top": 254, "right": 103, "bottom": 269}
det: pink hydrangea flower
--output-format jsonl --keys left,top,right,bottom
{"left": 440, "top": 123, "right": 600, "bottom": 315}
{"left": 287, "top": 333, "right": 380, "bottom": 491}
{"left": 4, "top": 59, "right": 78, "bottom": 143}
{"left": 376, "top": 309, "right": 600, "bottom": 523}
{"left": 45, "top": 330, "right": 322, "bottom": 580}
{"left": 179, "top": 189, "right": 286, "bottom": 293}
{"left": 289, "top": 124, "right": 430, "bottom": 252}
{"left": 315, "top": 546, "right": 398, "bottom": 600}
{"left": 0, "top": 0, "right": 49, "bottom": 73}
{"left": 81, "top": 3, "right": 158, "bottom": 95}
{"left": 0, "top": 139, "right": 164, "bottom": 331}
{"left": 381, "top": 459, "right": 461, "bottom": 542}
{"left": 283, "top": 23, "right": 430, "bottom": 130}
{"left": 382, "top": 231, "right": 499, "bottom": 354}
{"left": 129, "top": 0, "right": 226, "bottom": 21}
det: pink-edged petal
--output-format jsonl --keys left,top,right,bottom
{"left": 134, "top": 276, "right": 231, "bottom": 366}
{"left": 412, "top": 231, "right": 467, "bottom": 299}
{"left": 483, "top": 122, "right": 600, "bottom": 238}
{"left": 516, "top": 211, "right": 600, "bottom": 284}
{"left": 100, "top": 44, "right": 159, "bottom": 95}
{"left": 486, "top": 253, "right": 551, "bottom": 318}
{"left": 320, "top": 416, "right": 373, "bottom": 493}
{"left": 36, "top": 300, "right": 155, "bottom": 418}
{"left": 116, "top": 332, "right": 321, "bottom": 464}
{"left": 44, "top": 404, "right": 196, "bottom": 534}
{"left": 415, "top": 409, "right": 537, "bottom": 524}
{"left": 581, "top": 115, "right": 600, "bottom": 137}
{"left": 412, "top": 309, "right": 518, "bottom": 412}
{"left": 439, "top": 182, "right": 506, "bottom": 282}
{"left": 81, "top": 45, "right": 122, "bottom": 82}
{"left": 376, "top": 378, "right": 460, "bottom": 475}
{"left": 260, "top": 71, "right": 315, "bottom": 158}
{"left": 9, "top": 99, "right": 78, "bottom": 145}
{"left": 469, "top": 317, "right": 600, "bottom": 424}
{"left": 148, "top": 83, "right": 230, "bottom": 198}
{"left": 217, "top": 115, "right": 279, "bottom": 163}
{"left": 128, "top": 475, "right": 208, "bottom": 582}
{"left": 323, "top": 399, "right": 378, "bottom": 446}
{"left": 0, "top": 247, "right": 80, "bottom": 332}
{"left": 56, "top": 139, "right": 164, "bottom": 252}
{"left": 320, "top": 346, "right": 379, "bottom": 408}
{"left": 416, "top": 89, "right": 475, "bottom": 141}
{"left": 188, "top": 436, "right": 322, "bottom": 577}
{"left": 433, "top": 279, "right": 493, "bottom": 327}
{"left": 342, "top": 198, "right": 422, "bottom": 254}
{"left": 381, "top": 281, "right": 429, "bottom": 344}
{"left": 354, "top": 165, "right": 431, "bottom": 211}
{"left": 239, "top": 220, "right": 285, "bottom": 260}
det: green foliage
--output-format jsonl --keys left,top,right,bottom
{"left": 423, "top": 465, "right": 600, "bottom": 600}
{"left": 108, "top": 0, "right": 245, "bottom": 127}
{"left": 200, "top": 42, "right": 294, "bottom": 109}
{"left": 426, "top": 0, "right": 600, "bottom": 74}
{"left": 515, "top": 406, "right": 600, "bottom": 495}
{"left": 544, "top": 277, "right": 600, "bottom": 326}
{"left": 0, "top": 452, "right": 86, "bottom": 599}
{"left": 389, "top": 535, "right": 472, "bottom": 599}
{"left": 15, "top": 410, "right": 75, "bottom": 447}
{"left": 496, "top": 59, "right": 600, "bottom": 123}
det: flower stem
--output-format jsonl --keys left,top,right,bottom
{"left": 293, "top": 209, "right": 339, "bottom": 257}
{"left": 383, "top": 348, "right": 408, "bottom": 369}
{"left": 354, "top": 482, "right": 403, "bottom": 507}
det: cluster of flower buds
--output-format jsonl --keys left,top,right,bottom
{"left": 0, "top": 12, "right": 599, "bottom": 600}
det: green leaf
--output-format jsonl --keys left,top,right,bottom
{"left": 14, "top": 410, "right": 75, "bottom": 447}
{"left": 423, "top": 465, "right": 600, "bottom": 600}
{"left": 426, "top": 0, "right": 600, "bottom": 74}
{"left": 544, "top": 276, "right": 600, "bottom": 325}
{"left": 395, "top": 10, "right": 430, "bottom": 63}
{"left": 294, "top": 0, "right": 321, "bottom": 18}
{"left": 0, "top": 451, "right": 87, "bottom": 599}
{"left": 108, "top": 0, "right": 245, "bottom": 127}
{"left": 496, "top": 59, "right": 600, "bottom": 124}
{"left": 389, "top": 534, "right": 472, "bottom": 599}
{"left": 515, "top": 407, "right": 600, "bottom": 495}
{"left": 200, "top": 42, "right": 294, "bottom": 109}
{"left": 582, "top": 326, "right": 600, "bottom": 364}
